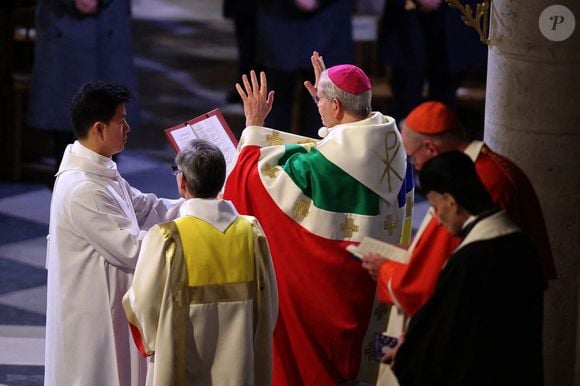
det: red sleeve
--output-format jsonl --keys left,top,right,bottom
{"left": 129, "top": 322, "right": 152, "bottom": 358}
{"left": 476, "top": 147, "right": 556, "bottom": 282}
{"left": 377, "top": 217, "right": 461, "bottom": 316}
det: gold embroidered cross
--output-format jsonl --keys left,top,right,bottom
{"left": 341, "top": 216, "right": 359, "bottom": 238}
{"left": 293, "top": 198, "right": 311, "bottom": 221}
{"left": 266, "top": 130, "right": 284, "bottom": 146}
{"left": 372, "top": 132, "right": 403, "bottom": 192}
{"left": 297, "top": 139, "right": 317, "bottom": 149}
{"left": 383, "top": 215, "right": 398, "bottom": 236}
{"left": 263, "top": 163, "right": 280, "bottom": 179}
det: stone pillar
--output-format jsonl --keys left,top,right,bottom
{"left": 484, "top": 0, "right": 580, "bottom": 385}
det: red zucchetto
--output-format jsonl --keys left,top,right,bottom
{"left": 405, "top": 101, "right": 459, "bottom": 134}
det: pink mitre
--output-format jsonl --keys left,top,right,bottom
{"left": 327, "top": 64, "right": 371, "bottom": 94}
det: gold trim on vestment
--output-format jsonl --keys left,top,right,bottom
{"left": 263, "top": 162, "right": 280, "bottom": 179}
{"left": 266, "top": 130, "right": 284, "bottom": 146}
{"left": 187, "top": 281, "right": 256, "bottom": 304}
{"left": 341, "top": 216, "right": 360, "bottom": 238}
{"left": 293, "top": 197, "right": 311, "bottom": 221}
{"left": 158, "top": 221, "right": 188, "bottom": 386}
{"left": 383, "top": 215, "right": 398, "bottom": 236}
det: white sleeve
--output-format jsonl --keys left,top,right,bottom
{"left": 123, "top": 225, "right": 167, "bottom": 355}
{"left": 127, "top": 184, "right": 183, "bottom": 230}
{"left": 70, "top": 183, "right": 142, "bottom": 269}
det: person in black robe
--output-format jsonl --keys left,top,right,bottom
{"left": 391, "top": 151, "right": 544, "bottom": 386}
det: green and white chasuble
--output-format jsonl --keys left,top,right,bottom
{"left": 224, "top": 112, "right": 414, "bottom": 385}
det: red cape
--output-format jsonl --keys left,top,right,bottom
{"left": 225, "top": 146, "right": 377, "bottom": 385}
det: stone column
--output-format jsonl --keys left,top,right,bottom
{"left": 484, "top": 0, "right": 580, "bottom": 384}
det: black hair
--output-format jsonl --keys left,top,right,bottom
{"left": 70, "top": 81, "right": 133, "bottom": 139}
{"left": 419, "top": 151, "right": 495, "bottom": 215}
{"left": 176, "top": 139, "right": 226, "bottom": 198}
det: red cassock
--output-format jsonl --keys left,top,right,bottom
{"left": 377, "top": 142, "right": 557, "bottom": 317}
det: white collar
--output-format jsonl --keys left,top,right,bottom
{"left": 455, "top": 210, "right": 520, "bottom": 253}
{"left": 56, "top": 141, "right": 118, "bottom": 178}
{"left": 179, "top": 198, "right": 239, "bottom": 232}
{"left": 461, "top": 215, "right": 477, "bottom": 230}
{"left": 72, "top": 141, "right": 117, "bottom": 170}
{"left": 464, "top": 140, "right": 485, "bottom": 162}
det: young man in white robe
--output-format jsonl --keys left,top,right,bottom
{"left": 44, "top": 81, "right": 182, "bottom": 386}
{"left": 123, "top": 139, "right": 278, "bottom": 386}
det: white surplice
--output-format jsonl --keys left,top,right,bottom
{"left": 44, "top": 141, "right": 182, "bottom": 386}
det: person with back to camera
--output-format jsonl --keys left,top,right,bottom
{"left": 123, "top": 139, "right": 278, "bottom": 386}
{"left": 224, "top": 51, "right": 415, "bottom": 385}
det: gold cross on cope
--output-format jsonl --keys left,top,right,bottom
{"left": 372, "top": 131, "right": 404, "bottom": 192}
{"left": 341, "top": 216, "right": 359, "bottom": 238}
{"left": 383, "top": 215, "right": 398, "bottom": 236}
{"left": 266, "top": 130, "right": 284, "bottom": 146}
{"left": 293, "top": 197, "right": 311, "bottom": 221}
{"left": 173, "top": 289, "right": 184, "bottom": 308}
{"left": 297, "top": 139, "right": 317, "bottom": 149}
{"left": 263, "top": 163, "right": 280, "bottom": 179}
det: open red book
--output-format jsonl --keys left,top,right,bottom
{"left": 164, "top": 108, "right": 238, "bottom": 172}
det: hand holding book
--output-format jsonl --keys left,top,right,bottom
{"left": 347, "top": 236, "right": 409, "bottom": 280}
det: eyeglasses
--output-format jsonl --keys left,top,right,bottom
{"left": 407, "top": 142, "right": 424, "bottom": 163}
{"left": 171, "top": 164, "right": 181, "bottom": 176}
{"left": 312, "top": 94, "right": 337, "bottom": 105}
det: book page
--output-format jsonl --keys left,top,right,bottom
{"left": 346, "top": 236, "right": 409, "bottom": 264}
{"left": 168, "top": 125, "right": 198, "bottom": 151}
{"left": 188, "top": 115, "right": 237, "bottom": 171}
{"left": 164, "top": 110, "right": 238, "bottom": 174}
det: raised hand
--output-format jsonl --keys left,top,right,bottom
{"left": 304, "top": 51, "right": 327, "bottom": 101}
{"left": 235, "top": 70, "right": 275, "bottom": 127}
